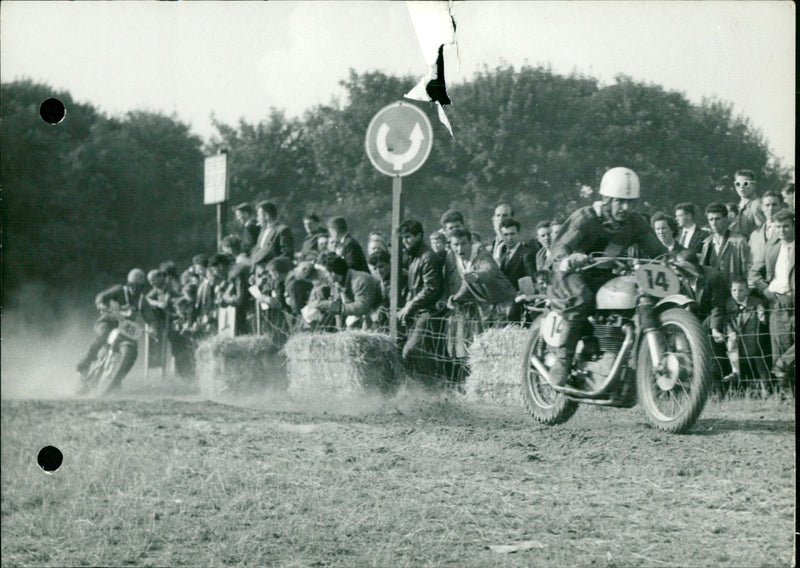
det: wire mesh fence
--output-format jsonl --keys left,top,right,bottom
{"left": 168, "top": 299, "right": 794, "bottom": 396}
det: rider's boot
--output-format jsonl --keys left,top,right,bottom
{"left": 548, "top": 321, "right": 583, "bottom": 387}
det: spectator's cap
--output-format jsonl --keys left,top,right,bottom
{"left": 234, "top": 202, "right": 255, "bottom": 216}
{"left": 127, "top": 268, "right": 147, "bottom": 286}
{"left": 209, "top": 253, "right": 231, "bottom": 268}
{"left": 429, "top": 230, "right": 447, "bottom": 243}
{"left": 147, "top": 269, "right": 165, "bottom": 283}
{"left": 266, "top": 256, "right": 292, "bottom": 276}
{"left": 599, "top": 167, "right": 640, "bottom": 199}
{"left": 159, "top": 260, "right": 179, "bottom": 278}
{"left": 368, "top": 249, "right": 391, "bottom": 265}
{"left": 319, "top": 251, "right": 348, "bottom": 277}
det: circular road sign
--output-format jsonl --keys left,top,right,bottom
{"left": 365, "top": 101, "right": 433, "bottom": 177}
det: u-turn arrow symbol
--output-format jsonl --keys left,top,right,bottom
{"left": 376, "top": 122, "right": 424, "bottom": 171}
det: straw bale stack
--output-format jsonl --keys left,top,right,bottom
{"left": 465, "top": 325, "right": 531, "bottom": 405}
{"left": 284, "top": 331, "right": 400, "bottom": 396}
{"left": 195, "top": 334, "right": 287, "bottom": 399}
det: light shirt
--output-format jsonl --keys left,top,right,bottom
{"left": 712, "top": 234, "right": 725, "bottom": 255}
{"left": 502, "top": 242, "right": 521, "bottom": 267}
{"left": 492, "top": 239, "right": 506, "bottom": 265}
{"left": 768, "top": 241, "right": 795, "bottom": 294}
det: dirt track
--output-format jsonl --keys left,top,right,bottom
{"left": 1, "top": 386, "right": 795, "bottom": 567}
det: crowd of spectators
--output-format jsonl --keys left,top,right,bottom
{"left": 80, "top": 171, "right": 795, "bottom": 391}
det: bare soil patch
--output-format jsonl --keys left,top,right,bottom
{"left": 1, "top": 387, "right": 794, "bottom": 567}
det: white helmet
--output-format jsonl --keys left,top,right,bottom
{"left": 599, "top": 167, "right": 640, "bottom": 199}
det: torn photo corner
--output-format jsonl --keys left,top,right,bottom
{"left": 404, "top": 0, "right": 457, "bottom": 136}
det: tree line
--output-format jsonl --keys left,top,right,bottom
{"left": 2, "top": 66, "right": 791, "bottom": 306}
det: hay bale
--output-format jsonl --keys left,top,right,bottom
{"left": 195, "top": 334, "right": 287, "bottom": 399}
{"left": 465, "top": 325, "right": 530, "bottom": 405}
{"left": 284, "top": 331, "right": 400, "bottom": 396}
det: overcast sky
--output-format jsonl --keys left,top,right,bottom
{"left": 1, "top": 1, "right": 795, "bottom": 167}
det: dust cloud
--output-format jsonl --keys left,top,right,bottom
{"left": 2, "top": 284, "right": 95, "bottom": 399}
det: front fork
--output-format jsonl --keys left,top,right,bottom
{"left": 638, "top": 295, "right": 664, "bottom": 367}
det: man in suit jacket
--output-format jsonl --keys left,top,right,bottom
{"left": 327, "top": 216, "right": 368, "bottom": 273}
{"left": 674, "top": 202, "right": 708, "bottom": 254}
{"left": 233, "top": 202, "right": 260, "bottom": 255}
{"left": 748, "top": 209, "right": 795, "bottom": 377}
{"left": 497, "top": 218, "right": 536, "bottom": 321}
{"left": 700, "top": 202, "right": 750, "bottom": 285}
{"left": 251, "top": 201, "right": 295, "bottom": 265}
{"left": 748, "top": 191, "right": 783, "bottom": 266}
{"left": 729, "top": 169, "right": 766, "bottom": 239}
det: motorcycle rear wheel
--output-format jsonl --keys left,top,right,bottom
{"left": 521, "top": 318, "right": 579, "bottom": 425}
{"left": 636, "top": 308, "right": 713, "bottom": 433}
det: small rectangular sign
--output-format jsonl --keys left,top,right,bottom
{"left": 204, "top": 154, "right": 228, "bottom": 204}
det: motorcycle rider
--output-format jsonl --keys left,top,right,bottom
{"left": 76, "top": 268, "right": 152, "bottom": 386}
{"left": 547, "top": 167, "right": 667, "bottom": 386}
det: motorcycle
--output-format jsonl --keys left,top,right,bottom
{"left": 521, "top": 254, "right": 713, "bottom": 433}
{"left": 78, "top": 308, "right": 151, "bottom": 397}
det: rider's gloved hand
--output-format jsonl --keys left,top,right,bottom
{"left": 558, "top": 252, "right": 589, "bottom": 272}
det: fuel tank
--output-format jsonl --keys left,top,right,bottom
{"left": 595, "top": 275, "right": 637, "bottom": 310}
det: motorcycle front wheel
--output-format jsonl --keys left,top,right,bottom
{"left": 636, "top": 308, "right": 713, "bottom": 433}
{"left": 521, "top": 317, "right": 579, "bottom": 425}
{"left": 94, "top": 343, "right": 136, "bottom": 397}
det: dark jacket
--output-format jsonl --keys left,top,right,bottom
{"left": 300, "top": 228, "right": 328, "bottom": 261}
{"left": 405, "top": 241, "right": 444, "bottom": 316}
{"left": 340, "top": 269, "right": 382, "bottom": 317}
{"left": 241, "top": 219, "right": 260, "bottom": 254}
{"left": 96, "top": 284, "right": 147, "bottom": 319}
{"left": 729, "top": 198, "right": 765, "bottom": 240}
{"left": 699, "top": 230, "right": 750, "bottom": 285}
{"left": 335, "top": 234, "right": 369, "bottom": 273}
{"left": 688, "top": 266, "right": 729, "bottom": 333}
{"left": 500, "top": 243, "right": 537, "bottom": 289}
{"left": 550, "top": 201, "right": 666, "bottom": 263}
{"left": 677, "top": 225, "right": 709, "bottom": 255}
{"left": 252, "top": 223, "right": 295, "bottom": 265}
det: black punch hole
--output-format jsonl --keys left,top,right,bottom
{"left": 37, "top": 446, "right": 63, "bottom": 473}
{"left": 40, "top": 98, "right": 66, "bottom": 125}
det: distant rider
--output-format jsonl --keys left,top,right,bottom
{"left": 76, "top": 268, "right": 151, "bottom": 385}
{"left": 547, "top": 167, "right": 667, "bottom": 386}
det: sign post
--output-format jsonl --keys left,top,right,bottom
{"left": 204, "top": 152, "right": 229, "bottom": 251}
{"left": 365, "top": 101, "right": 434, "bottom": 341}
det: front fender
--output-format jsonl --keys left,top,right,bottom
{"left": 655, "top": 294, "right": 696, "bottom": 311}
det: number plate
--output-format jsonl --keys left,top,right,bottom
{"left": 117, "top": 319, "right": 142, "bottom": 340}
{"left": 541, "top": 311, "right": 569, "bottom": 347}
{"left": 636, "top": 262, "right": 680, "bottom": 298}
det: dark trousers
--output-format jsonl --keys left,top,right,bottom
{"left": 548, "top": 268, "right": 613, "bottom": 321}
{"left": 769, "top": 293, "right": 795, "bottom": 370}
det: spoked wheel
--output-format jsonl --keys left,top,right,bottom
{"left": 76, "top": 347, "right": 109, "bottom": 396}
{"left": 637, "top": 308, "right": 713, "bottom": 433}
{"left": 521, "top": 318, "right": 579, "bottom": 425}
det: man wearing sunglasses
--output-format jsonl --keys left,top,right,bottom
{"left": 729, "top": 169, "right": 766, "bottom": 239}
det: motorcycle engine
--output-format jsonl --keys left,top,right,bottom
{"left": 575, "top": 314, "right": 629, "bottom": 383}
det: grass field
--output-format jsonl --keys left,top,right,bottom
{"left": 1, "top": 377, "right": 794, "bottom": 568}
